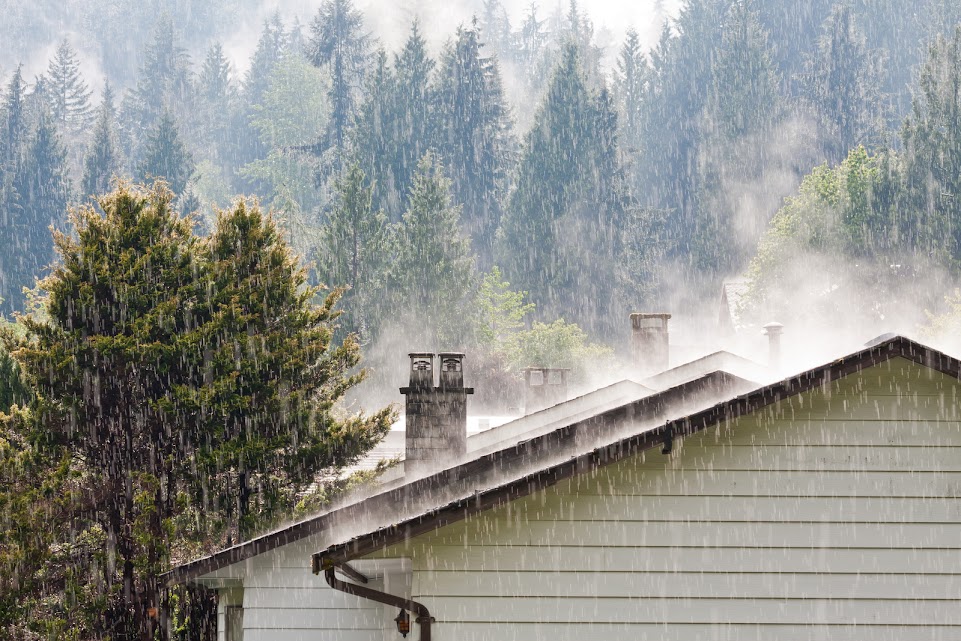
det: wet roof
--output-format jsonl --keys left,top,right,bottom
{"left": 165, "top": 369, "right": 754, "bottom": 585}
{"left": 309, "top": 335, "right": 961, "bottom": 572}
{"left": 167, "top": 335, "right": 961, "bottom": 586}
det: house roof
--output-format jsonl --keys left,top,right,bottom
{"left": 166, "top": 335, "right": 961, "bottom": 587}
{"left": 165, "top": 369, "right": 753, "bottom": 586}
{"left": 308, "top": 335, "right": 961, "bottom": 573}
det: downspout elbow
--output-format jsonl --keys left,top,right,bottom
{"left": 323, "top": 566, "right": 434, "bottom": 640}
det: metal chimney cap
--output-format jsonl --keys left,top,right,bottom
{"left": 763, "top": 322, "right": 784, "bottom": 335}
{"left": 437, "top": 352, "right": 466, "bottom": 358}
{"left": 408, "top": 352, "right": 434, "bottom": 358}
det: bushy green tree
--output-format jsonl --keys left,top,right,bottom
{"left": 743, "top": 146, "right": 901, "bottom": 326}
{"left": 186, "top": 200, "right": 392, "bottom": 540}
{"left": 6, "top": 182, "right": 391, "bottom": 637}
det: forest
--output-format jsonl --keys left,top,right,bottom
{"left": 4, "top": 0, "right": 961, "bottom": 637}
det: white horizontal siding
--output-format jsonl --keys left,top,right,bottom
{"left": 242, "top": 569, "right": 381, "bottom": 641}
{"left": 436, "top": 623, "right": 961, "bottom": 641}
{"left": 420, "top": 571, "right": 961, "bottom": 599}
{"left": 368, "top": 358, "right": 961, "bottom": 639}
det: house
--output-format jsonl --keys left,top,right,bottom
{"left": 167, "top": 320, "right": 961, "bottom": 641}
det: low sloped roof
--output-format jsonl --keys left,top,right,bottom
{"left": 166, "top": 369, "right": 752, "bottom": 585}
{"left": 310, "top": 335, "right": 961, "bottom": 572}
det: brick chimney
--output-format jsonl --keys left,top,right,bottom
{"left": 631, "top": 313, "right": 671, "bottom": 377}
{"left": 523, "top": 367, "right": 571, "bottom": 414}
{"left": 400, "top": 352, "right": 473, "bottom": 475}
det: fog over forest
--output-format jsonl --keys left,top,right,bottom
{"left": 4, "top": 1, "right": 961, "bottom": 634}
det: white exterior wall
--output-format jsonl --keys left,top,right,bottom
{"left": 367, "top": 357, "right": 961, "bottom": 640}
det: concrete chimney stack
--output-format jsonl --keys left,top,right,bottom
{"left": 631, "top": 313, "right": 671, "bottom": 377}
{"left": 523, "top": 367, "right": 571, "bottom": 414}
{"left": 763, "top": 322, "right": 784, "bottom": 372}
{"left": 401, "top": 352, "right": 473, "bottom": 475}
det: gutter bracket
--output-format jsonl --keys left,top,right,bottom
{"left": 661, "top": 424, "right": 674, "bottom": 454}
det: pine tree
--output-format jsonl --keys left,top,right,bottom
{"left": 613, "top": 29, "right": 649, "bottom": 161}
{"left": 1, "top": 115, "right": 69, "bottom": 315}
{"left": 804, "top": 4, "right": 886, "bottom": 163}
{"left": 306, "top": 0, "right": 371, "bottom": 152}
{"left": 137, "top": 112, "right": 194, "bottom": 196}
{"left": 320, "top": 162, "right": 392, "bottom": 338}
{"left": 244, "top": 13, "right": 289, "bottom": 109}
{"left": 123, "top": 14, "right": 192, "bottom": 146}
{"left": 497, "top": 45, "right": 622, "bottom": 334}
{"left": 391, "top": 21, "right": 435, "bottom": 213}
{"left": 352, "top": 50, "right": 400, "bottom": 215}
{"left": 8, "top": 182, "right": 392, "bottom": 634}
{"left": 902, "top": 26, "right": 961, "bottom": 267}
{"left": 45, "top": 39, "right": 93, "bottom": 136}
{"left": 197, "top": 43, "right": 236, "bottom": 164}
{"left": 0, "top": 67, "right": 27, "bottom": 172}
{"left": 392, "top": 152, "right": 475, "bottom": 343}
{"left": 434, "top": 25, "right": 515, "bottom": 266}
{"left": 81, "top": 85, "right": 120, "bottom": 198}
{"left": 190, "top": 199, "right": 392, "bottom": 541}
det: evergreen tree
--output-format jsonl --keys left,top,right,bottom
{"left": 902, "top": 26, "right": 961, "bottom": 267}
{"left": 8, "top": 182, "right": 391, "bottom": 635}
{"left": 244, "top": 13, "right": 289, "bottom": 109}
{"left": 392, "top": 152, "right": 475, "bottom": 343}
{"left": 320, "top": 163, "right": 392, "bottom": 339}
{"left": 189, "top": 199, "right": 392, "bottom": 540}
{"left": 351, "top": 22, "right": 436, "bottom": 221}
{"left": 391, "top": 21, "right": 435, "bottom": 213}
{"left": 804, "top": 4, "right": 887, "bottom": 163}
{"left": 1, "top": 115, "right": 69, "bottom": 315}
{"left": 497, "top": 45, "right": 622, "bottom": 334}
{"left": 236, "top": 13, "right": 290, "bottom": 191}
{"left": 197, "top": 43, "right": 236, "bottom": 164}
{"left": 0, "top": 67, "right": 27, "bottom": 172}
{"left": 81, "top": 85, "right": 120, "bottom": 198}
{"left": 137, "top": 112, "right": 194, "bottom": 196}
{"left": 434, "top": 25, "right": 515, "bottom": 266}
{"left": 45, "top": 39, "right": 93, "bottom": 137}
{"left": 697, "top": 0, "right": 786, "bottom": 271}
{"left": 613, "top": 29, "right": 649, "bottom": 164}
{"left": 352, "top": 50, "right": 400, "bottom": 216}
{"left": 122, "top": 14, "right": 192, "bottom": 150}
{"left": 306, "top": 0, "right": 371, "bottom": 153}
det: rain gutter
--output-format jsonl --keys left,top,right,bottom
{"left": 322, "top": 565, "right": 434, "bottom": 640}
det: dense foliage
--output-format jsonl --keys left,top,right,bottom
{"left": 1, "top": 183, "right": 391, "bottom": 638}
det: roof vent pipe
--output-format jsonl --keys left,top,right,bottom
{"left": 763, "top": 322, "right": 784, "bottom": 373}
{"left": 631, "top": 313, "right": 671, "bottom": 377}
